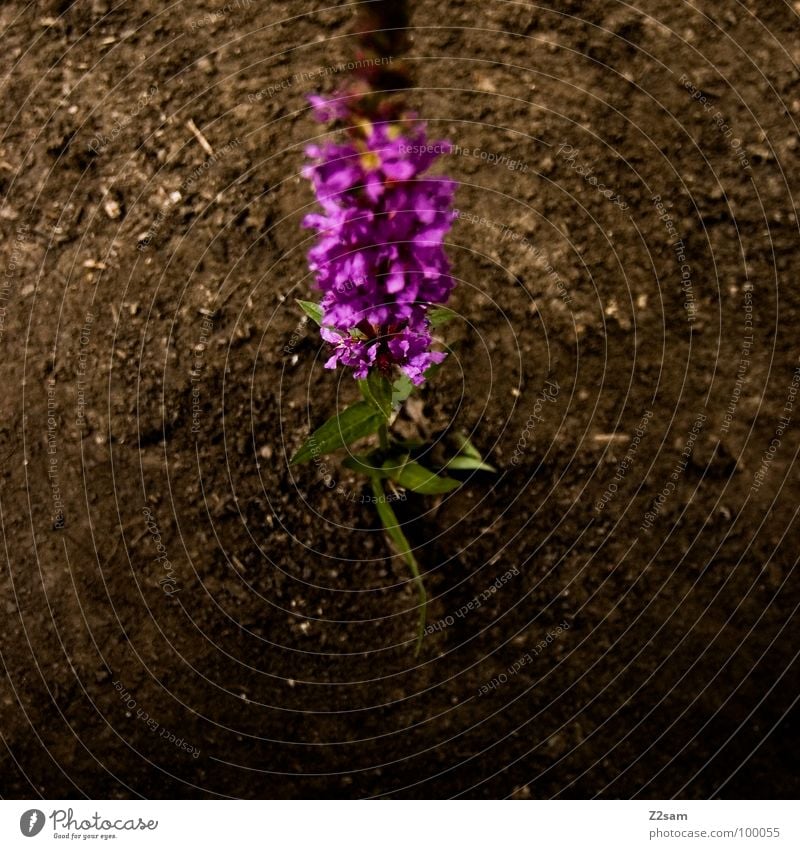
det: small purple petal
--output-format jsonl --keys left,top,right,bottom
{"left": 302, "top": 97, "right": 457, "bottom": 382}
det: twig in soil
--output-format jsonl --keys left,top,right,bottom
{"left": 593, "top": 433, "right": 630, "bottom": 444}
{"left": 186, "top": 118, "right": 214, "bottom": 156}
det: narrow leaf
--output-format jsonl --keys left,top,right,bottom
{"left": 423, "top": 358, "right": 445, "bottom": 382}
{"left": 428, "top": 306, "right": 457, "bottom": 327}
{"left": 444, "top": 455, "right": 497, "bottom": 472}
{"left": 372, "top": 477, "right": 426, "bottom": 654}
{"left": 296, "top": 299, "right": 323, "bottom": 325}
{"left": 291, "top": 401, "right": 382, "bottom": 465}
{"left": 342, "top": 454, "right": 389, "bottom": 478}
{"left": 383, "top": 459, "right": 460, "bottom": 494}
{"left": 453, "top": 431, "right": 482, "bottom": 460}
{"left": 391, "top": 373, "right": 414, "bottom": 406}
{"left": 392, "top": 438, "right": 426, "bottom": 450}
{"left": 358, "top": 372, "right": 393, "bottom": 419}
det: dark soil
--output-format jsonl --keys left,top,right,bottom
{"left": 1, "top": 0, "right": 799, "bottom": 799}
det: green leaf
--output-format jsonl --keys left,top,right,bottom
{"left": 371, "top": 477, "right": 427, "bottom": 655}
{"left": 358, "top": 372, "right": 393, "bottom": 419}
{"left": 391, "top": 373, "right": 415, "bottom": 406}
{"left": 290, "top": 401, "right": 383, "bottom": 465}
{"left": 373, "top": 481, "right": 413, "bottom": 556}
{"left": 423, "top": 358, "right": 445, "bottom": 382}
{"left": 383, "top": 459, "right": 460, "bottom": 494}
{"left": 296, "top": 299, "right": 323, "bottom": 325}
{"left": 392, "top": 438, "right": 426, "bottom": 450}
{"left": 444, "top": 455, "right": 497, "bottom": 473}
{"left": 428, "top": 306, "right": 457, "bottom": 327}
{"left": 453, "top": 432, "right": 482, "bottom": 460}
{"left": 445, "top": 432, "right": 496, "bottom": 472}
{"left": 342, "top": 454, "right": 389, "bottom": 478}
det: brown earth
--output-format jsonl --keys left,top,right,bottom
{"left": 1, "top": 0, "right": 798, "bottom": 799}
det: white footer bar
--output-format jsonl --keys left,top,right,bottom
{"left": 2, "top": 800, "right": 796, "bottom": 848}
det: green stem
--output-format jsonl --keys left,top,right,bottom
{"left": 371, "top": 476, "right": 427, "bottom": 655}
{"left": 378, "top": 422, "right": 389, "bottom": 451}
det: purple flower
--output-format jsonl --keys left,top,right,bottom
{"left": 302, "top": 95, "right": 456, "bottom": 384}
